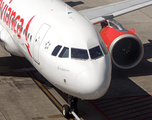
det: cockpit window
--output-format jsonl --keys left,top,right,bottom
{"left": 59, "top": 47, "right": 69, "bottom": 58}
{"left": 52, "top": 45, "right": 62, "bottom": 56}
{"left": 100, "top": 41, "right": 108, "bottom": 54}
{"left": 89, "top": 46, "right": 103, "bottom": 59}
{"left": 96, "top": 28, "right": 109, "bottom": 55}
{"left": 71, "top": 48, "right": 89, "bottom": 60}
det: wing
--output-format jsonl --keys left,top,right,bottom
{"left": 79, "top": 0, "right": 152, "bottom": 24}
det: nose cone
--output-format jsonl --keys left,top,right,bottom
{"left": 75, "top": 55, "right": 111, "bottom": 100}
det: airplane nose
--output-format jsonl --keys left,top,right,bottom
{"left": 75, "top": 65, "right": 111, "bottom": 100}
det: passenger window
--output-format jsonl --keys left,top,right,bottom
{"left": 30, "top": 35, "right": 32, "bottom": 41}
{"left": 89, "top": 46, "right": 103, "bottom": 59}
{"left": 52, "top": 45, "right": 62, "bottom": 56}
{"left": 28, "top": 33, "right": 30, "bottom": 39}
{"left": 59, "top": 47, "right": 69, "bottom": 58}
{"left": 23, "top": 29, "right": 25, "bottom": 35}
{"left": 71, "top": 48, "right": 89, "bottom": 60}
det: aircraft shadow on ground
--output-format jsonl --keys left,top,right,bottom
{"left": 65, "top": 1, "right": 84, "bottom": 7}
{"left": 86, "top": 40, "right": 152, "bottom": 120}
{"left": 87, "top": 70, "right": 152, "bottom": 120}
{"left": 0, "top": 56, "right": 30, "bottom": 77}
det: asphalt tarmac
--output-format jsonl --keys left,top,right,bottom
{"left": 0, "top": 0, "right": 152, "bottom": 120}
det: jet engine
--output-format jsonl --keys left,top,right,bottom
{"left": 100, "top": 19, "right": 144, "bottom": 69}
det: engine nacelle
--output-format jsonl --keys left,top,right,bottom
{"left": 100, "top": 19, "right": 144, "bottom": 69}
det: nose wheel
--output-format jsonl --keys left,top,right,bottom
{"left": 62, "top": 95, "right": 79, "bottom": 119}
{"left": 62, "top": 104, "right": 70, "bottom": 118}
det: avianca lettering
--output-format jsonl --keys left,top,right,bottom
{"left": 0, "top": 0, "right": 35, "bottom": 58}
{"left": 0, "top": 0, "right": 24, "bottom": 38}
{"left": 0, "top": 0, "right": 34, "bottom": 39}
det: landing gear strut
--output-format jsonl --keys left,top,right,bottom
{"left": 62, "top": 95, "right": 80, "bottom": 119}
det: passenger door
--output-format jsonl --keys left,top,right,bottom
{"left": 33, "top": 24, "right": 50, "bottom": 64}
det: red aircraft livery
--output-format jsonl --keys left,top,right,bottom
{"left": 0, "top": 0, "right": 35, "bottom": 57}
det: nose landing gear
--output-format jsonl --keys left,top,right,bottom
{"left": 62, "top": 95, "right": 80, "bottom": 120}
{"left": 62, "top": 104, "right": 70, "bottom": 118}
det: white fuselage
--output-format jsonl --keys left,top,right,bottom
{"left": 0, "top": 0, "right": 111, "bottom": 100}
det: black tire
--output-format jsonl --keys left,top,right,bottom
{"left": 62, "top": 104, "right": 70, "bottom": 118}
